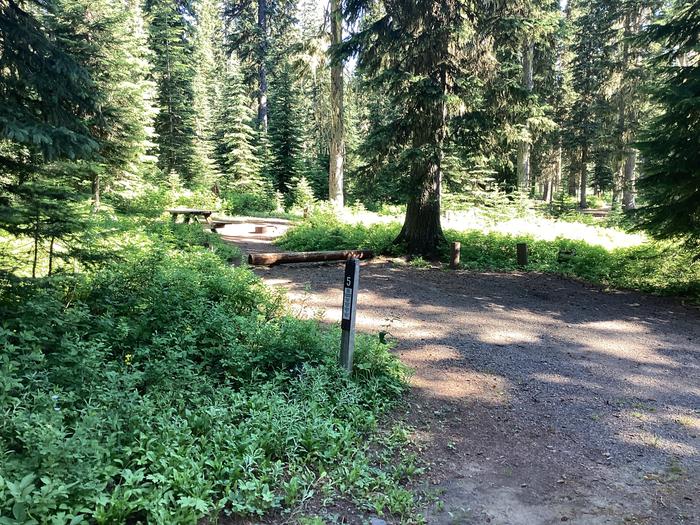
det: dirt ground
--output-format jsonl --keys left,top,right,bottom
{"left": 220, "top": 220, "right": 700, "bottom": 525}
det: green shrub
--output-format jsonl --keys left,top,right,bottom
{"left": 278, "top": 214, "right": 699, "bottom": 301}
{"left": 222, "top": 190, "right": 277, "bottom": 216}
{"left": 146, "top": 222, "right": 242, "bottom": 263}
{"left": 0, "top": 223, "right": 410, "bottom": 523}
{"left": 277, "top": 211, "right": 402, "bottom": 256}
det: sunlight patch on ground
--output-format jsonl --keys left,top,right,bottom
{"left": 581, "top": 338, "right": 677, "bottom": 367}
{"left": 477, "top": 329, "right": 541, "bottom": 346}
{"left": 410, "top": 370, "right": 511, "bottom": 402}
{"left": 579, "top": 320, "right": 651, "bottom": 335}
{"left": 621, "top": 431, "right": 699, "bottom": 456}
{"left": 336, "top": 207, "right": 646, "bottom": 250}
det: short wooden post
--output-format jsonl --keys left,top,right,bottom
{"left": 450, "top": 242, "right": 461, "bottom": 269}
{"left": 253, "top": 225, "right": 271, "bottom": 234}
{"left": 340, "top": 258, "right": 360, "bottom": 372}
{"left": 517, "top": 243, "right": 528, "bottom": 267}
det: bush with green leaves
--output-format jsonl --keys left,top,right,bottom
{"left": 222, "top": 190, "right": 277, "bottom": 216}
{"left": 0, "top": 227, "right": 410, "bottom": 523}
{"left": 278, "top": 213, "right": 699, "bottom": 302}
{"left": 277, "top": 210, "right": 403, "bottom": 256}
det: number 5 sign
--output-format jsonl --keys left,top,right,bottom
{"left": 340, "top": 258, "right": 360, "bottom": 371}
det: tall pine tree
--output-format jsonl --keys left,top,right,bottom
{"left": 146, "top": 0, "right": 198, "bottom": 185}
{"left": 215, "top": 55, "right": 261, "bottom": 190}
{"left": 343, "top": 0, "right": 497, "bottom": 256}
{"left": 635, "top": 0, "right": 700, "bottom": 248}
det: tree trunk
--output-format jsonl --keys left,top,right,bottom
{"left": 517, "top": 40, "right": 534, "bottom": 193}
{"left": 579, "top": 145, "right": 588, "bottom": 209}
{"left": 568, "top": 168, "right": 578, "bottom": 197}
{"left": 32, "top": 215, "right": 39, "bottom": 279}
{"left": 552, "top": 139, "right": 563, "bottom": 202}
{"left": 619, "top": 8, "right": 641, "bottom": 211}
{"left": 257, "top": 0, "right": 268, "bottom": 132}
{"left": 622, "top": 149, "right": 637, "bottom": 209}
{"left": 91, "top": 172, "right": 101, "bottom": 212}
{"left": 395, "top": 71, "right": 446, "bottom": 258}
{"left": 328, "top": 0, "right": 345, "bottom": 208}
{"left": 48, "top": 235, "right": 55, "bottom": 276}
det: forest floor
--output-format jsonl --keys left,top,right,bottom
{"left": 220, "top": 220, "right": 700, "bottom": 525}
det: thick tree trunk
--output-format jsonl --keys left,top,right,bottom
{"left": 257, "top": 0, "right": 268, "bottom": 132}
{"left": 395, "top": 75, "right": 446, "bottom": 258}
{"left": 328, "top": 0, "right": 344, "bottom": 208}
{"left": 579, "top": 145, "right": 589, "bottom": 209}
{"left": 517, "top": 40, "right": 534, "bottom": 193}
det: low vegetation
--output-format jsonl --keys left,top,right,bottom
{"left": 0, "top": 217, "right": 415, "bottom": 524}
{"left": 278, "top": 209, "right": 700, "bottom": 301}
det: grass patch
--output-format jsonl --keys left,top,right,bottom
{"left": 277, "top": 211, "right": 699, "bottom": 301}
{"left": 0, "top": 216, "right": 414, "bottom": 523}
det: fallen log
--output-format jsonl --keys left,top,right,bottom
{"left": 248, "top": 250, "right": 374, "bottom": 266}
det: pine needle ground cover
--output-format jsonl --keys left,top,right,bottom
{"left": 277, "top": 210, "right": 700, "bottom": 302}
{"left": 0, "top": 220, "right": 412, "bottom": 524}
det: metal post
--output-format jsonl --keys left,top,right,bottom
{"left": 340, "top": 258, "right": 360, "bottom": 372}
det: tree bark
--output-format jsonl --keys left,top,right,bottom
{"left": 328, "top": 0, "right": 345, "bottom": 208}
{"left": 517, "top": 40, "right": 534, "bottom": 193}
{"left": 568, "top": 168, "right": 578, "bottom": 198}
{"left": 579, "top": 145, "right": 588, "bottom": 208}
{"left": 249, "top": 250, "right": 374, "bottom": 266}
{"left": 48, "top": 235, "right": 55, "bottom": 276}
{"left": 257, "top": 0, "right": 268, "bottom": 132}
{"left": 395, "top": 70, "right": 446, "bottom": 258}
{"left": 622, "top": 148, "right": 637, "bottom": 209}
{"left": 619, "top": 8, "right": 641, "bottom": 210}
{"left": 32, "top": 214, "right": 39, "bottom": 279}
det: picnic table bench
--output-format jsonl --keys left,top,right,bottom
{"left": 167, "top": 209, "right": 242, "bottom": 232}
{"left": 167, "top": 208, "right": 214, "bottom": 225}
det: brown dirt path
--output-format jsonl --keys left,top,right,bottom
{"left": 222, "top": 222, "right": 700, "bottom": 525}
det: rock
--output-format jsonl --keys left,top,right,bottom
{"left": 370, "top": 518, "right": 387, "bottom": 525}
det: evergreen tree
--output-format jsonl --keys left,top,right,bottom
{"left": 635, "top": 0, "right": 700, "bottom": 248}
{"left": 215, "top": 55, "right": 261, "bottom": 189}
{"left": 0, "top": 0, "right": 99, "bottom": 272}
{"left": 51, "top": 0, "right": 158, "bottom": 209}
{"left": 0, "top": 0, "right": 98, "bottom": 168}
{"left": 267, "top": 60, "right": 305, "bottom": 197}
{"left": 328, "top": 0, "right": 345, "bottom": 207}
{"left": 224, "top": 0, "right": 295, "bottom": 132}
{"left": 146, "top": 0, "right": 198, "bottom": 184}
{"left": 343, "top": 0, "right": 497, "bottom": 256}
{"left": 566, "top": 0, "right": 618, "bottom": 208}
{"left": 192, "top": 0, "right": 225, "bottom": 189}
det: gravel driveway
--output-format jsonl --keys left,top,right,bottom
{"left": 224, "top": 222, "right": 700, "bottom": 525}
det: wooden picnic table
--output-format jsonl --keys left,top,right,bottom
{"left": 167, "top": 208, "right": 214, "bottom": 224}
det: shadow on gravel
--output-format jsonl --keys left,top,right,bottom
{"left": 255, "top": 261, "right": 700, "bottom": 524}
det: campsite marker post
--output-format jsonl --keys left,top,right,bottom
{"left": 340, "top": 258, "right": 360, "bottom": 372}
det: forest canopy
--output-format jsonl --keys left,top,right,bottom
{"left": 1, "top": 0, "right": 698, "bottom": 260}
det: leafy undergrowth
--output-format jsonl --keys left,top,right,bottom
{"left": 277, "top": 211, "right": 700, "bottom": 301}
{"left": 0, "top": 219, "right": 414, "bottom": 524}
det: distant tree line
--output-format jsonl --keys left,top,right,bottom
{"left": 1, "top": 0, "right": 697, "bottom": 258}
